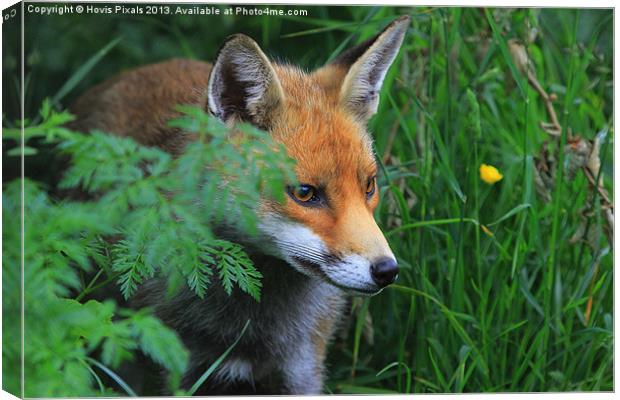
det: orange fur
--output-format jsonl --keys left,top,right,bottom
{"left": 266, "top": 65, "right": 389, "bottom": 260}
{"left": 70, "top": 61, "right": 390, "bottom": 260}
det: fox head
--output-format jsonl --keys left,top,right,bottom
{"left": 207, "top": 16, "right": 410, "bottom": 295}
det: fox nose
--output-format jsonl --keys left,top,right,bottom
{"left": 370, "top": 257, "right": 399, "bottom": 287}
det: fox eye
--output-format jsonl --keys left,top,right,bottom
{"left": 288, "top": 184, "right": 320, "bottom": 205}
{"left": 365, "top": 176, "right": 377, "bottom": 199}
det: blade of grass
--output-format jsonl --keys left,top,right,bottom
{"left": 187, "top": 319, "right": 251, "bottom": 395}
{"left": 86, "top": 357, "right": 137, "bottom": 397}
{"left": 428, "top": 347, "right": 449, "bottom": 391}
{"left": 484, "top": 9, "right": 527, "bottom": 98}
{"left": 324, "top": 8, "right": 380, "bottom": 64}
{"left": 376, "top": 361, "right": 412, "bottom": 393}
{"left": 51, "top": 37, "right": 122, "bottom": 106}
{"left": 487, "top": 203, "right": 531, "bottom": 227}
{"left": 350, "top": 298, "right": 370, "bottom": 379}
{"left": 79, "top": 359, "right": 105, "bottom": 394}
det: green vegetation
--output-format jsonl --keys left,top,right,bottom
{"left": 3, "top": 104, "right": 292, "bottom": 396}
{"left": 3, "top": 5, "right": 613, "bottom": 396}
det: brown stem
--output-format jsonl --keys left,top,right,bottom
{"left": 582, "top": 166, "right": 613, "bottom": 207}
{"left": 526, "top": 69, "right": 563, "bottom": 137}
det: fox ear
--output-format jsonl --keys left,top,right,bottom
{"left": 207, "top": 34, "right": 284, "bottom": 128}
{"left": 333, "top": 16, "right": 409, "bottom": 122}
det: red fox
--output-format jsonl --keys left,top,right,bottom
{"left": 69, "top": 15, "right": 410, "bottom": 395}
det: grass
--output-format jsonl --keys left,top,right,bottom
{"left": 5, "top": 5, "right": 613, "bottom": 395}
{"left": 323, "top": 7, "right": 613, "bottom": 393}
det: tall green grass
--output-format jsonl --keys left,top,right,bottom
{"left": 321, "top": 7, "right": 613, "bottom": 393}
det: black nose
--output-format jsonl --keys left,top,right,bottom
{"left": 370, "top": 257, "right": 399, "bottom": 287}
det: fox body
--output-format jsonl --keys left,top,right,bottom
{"left": 69, "top": 16, "right": 409, "bottom": 394}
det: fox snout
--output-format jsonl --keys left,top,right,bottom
{"left": 370, "top": 257, "right": 399, "bottom": 288}
{"left": 259, "top": 211, "right": 398, "bottom": 295}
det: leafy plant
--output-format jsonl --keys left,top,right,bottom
{"left": 3, "top": 102, "right": 295, "bottom": 396}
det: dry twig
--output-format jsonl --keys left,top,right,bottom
{"left": 508, "top": 39, "right": 563, "bottom": 137}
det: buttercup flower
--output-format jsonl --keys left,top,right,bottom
{"left": 479, "top": 164, "right": 503, "bottom": 184}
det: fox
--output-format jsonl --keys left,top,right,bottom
{"left": 68, "top": 15, "right": 410, "bottom": 395}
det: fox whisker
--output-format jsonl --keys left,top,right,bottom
{"left": 277, "top": 243, "right": 340, "bottom": 264}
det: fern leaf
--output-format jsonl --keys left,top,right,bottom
{"left": 206, "top": 240, "right": 262, "bottom": 301}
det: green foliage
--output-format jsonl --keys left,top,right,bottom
{"left": 3, "top": 101, "right": 294, "bottom": 396}
{"left": 119, "top": 309, "right": 189, "bottom": 381}
{"left": 4, "top": 98, "right": 76, "bottom": 155}
{"left": 56, "top": 105, "right": 293, "bottom": 301}
{"left": 3, "top": 180, "right": 188, "bottom": 397}
{"left": 207, "top": 240, "right": 263, "bottom": 301}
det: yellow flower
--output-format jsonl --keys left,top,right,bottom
{"left": 479, "top": 164, "right": 503, "bottom": 184}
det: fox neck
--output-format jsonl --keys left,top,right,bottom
{"left": 203, "top": 249, "right": 345, "bottom": 347}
